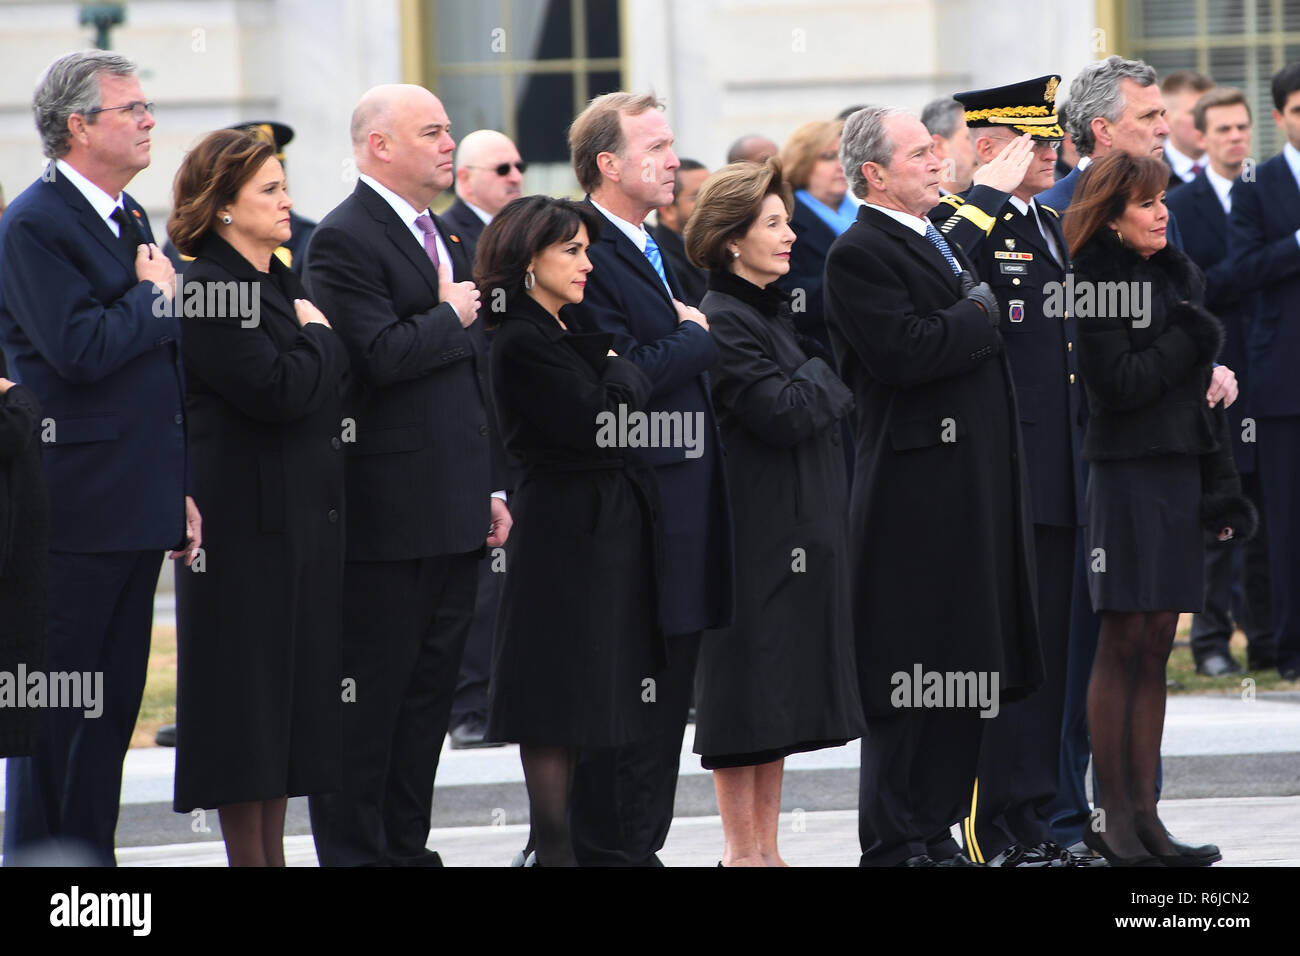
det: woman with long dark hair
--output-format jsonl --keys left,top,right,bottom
{"left": 477, "top": 195, "right": 662, "bottom": 866}
{"left": 1064, "top": 151, "right": 1254, "bottom": 866}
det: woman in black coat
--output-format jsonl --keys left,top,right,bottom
{"left": 0, "top": 374, "right": 49, "bottom": 757}
{"left": 1065, "top": 152, "right": 1255, "bottom": 867}
{"left": 478, "top": 196, "right": 661, "bottom": 867}
{"left": 685, "top": 160, "right": 864, "bottom": 867}
{"left": 167, "top": 130, "right": 350, "bottom": 865}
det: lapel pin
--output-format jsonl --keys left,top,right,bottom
{"left": 450, "top": 234, "right": 461, "bottom": 243}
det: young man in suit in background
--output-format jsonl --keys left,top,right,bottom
{"left": 304, "top": 84, "right": 510, "bottom": 866}
{"left": 566, "top": 91, "right": 734, "bottom": 866}
{"left": 1228, "top": 62, "right": 1300, "bottom": 682}
{"left": 0, "top": 50, "right": 200, "bottom": 866}
{"left": 1168, "top": 87, "right": 1275, "bottom": 677}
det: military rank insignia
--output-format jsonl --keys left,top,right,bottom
{"left": 1009, "top": 299, "right": 1025, "bottom": 323}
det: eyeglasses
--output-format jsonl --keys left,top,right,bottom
{"left": 465, "top": 161, "right": 527, "bottom": 176}
{"left": 85, "top": 101, "right": 155, "bottom": 121}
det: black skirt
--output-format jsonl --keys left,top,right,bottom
{"left": 1086, "top": 454, "right": 1204, "bottom": 612}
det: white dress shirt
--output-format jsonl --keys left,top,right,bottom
{"left": 359, "top": 173, "right": 451, "bottom": 269}
{"left": 56, "top": 158, "right": 126, "bottom": 236}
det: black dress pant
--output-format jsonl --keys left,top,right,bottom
{"left": 858, "top": 707, "right": 984, "bottom": 866}
{"left": 309, "top": 552, "right": 478, "bottom": 866}
{"left": 449, "top": 557, "right": 502, "bottom": 728}
{"left": 3, "top": 550, "right": 161, "bottom": 867}
{"left": 1192, "top": 469, "right": 1274, "bottom": 666}
{"left": 1258, "top": 416, "right": 1300, "bottom": 673}
{"left": 964, "top": 524, "right": 1074, "bottom": 860}
{"left": 570, "top": 631, "right": 700, "bottom": 866}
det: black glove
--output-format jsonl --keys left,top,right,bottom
{"left": 963, "top": 277, "right": 999, "bottom": 326}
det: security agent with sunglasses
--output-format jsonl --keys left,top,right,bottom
{"left": 926, "top": 76, "right": 1094, "bottom": 867}
{"left": 442, "top": 129, "right": 526, "bottom": 263}
{"left": 0, "top": 51, "right": 198, "bottom": 865}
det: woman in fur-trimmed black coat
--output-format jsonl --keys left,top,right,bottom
{"left": 0, "top": 375, "right": 49, "bottom": 757}
{"left": 1064, "top": 153, "right": 1255, "bottom": 868}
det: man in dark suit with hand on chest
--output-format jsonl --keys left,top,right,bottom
{"left": 566, "top": 91, "right": 734, "bottom": 866}
{"left": 304, "top": 83, "right": 510, "bottom": 866}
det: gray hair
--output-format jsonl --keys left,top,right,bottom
{"left": 840, "top": 106, "right": 909, "bottom": 199}
{"left": 33, "top": 50, "right": 137, "bottom": 159}
{"left": 1065, "top": 55, "right": 1157, "bottom": 157}
{"left": 920, "top": 98, "right": 964, "bottom": 139}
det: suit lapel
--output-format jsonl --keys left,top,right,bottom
{"left": 864, "top": 207, "right": 962, "bottom": 291}
{"left": 586, "top": 199, "right": 675, "bottom": 307}
{"left": 434, "top": 211, "right": 472, "bottom": 281}
{"left": 356, "top": 181, "right": 441, "bottom": 298}
{"left": 1269, "top": 154, "right": 1300, "bottom": 230}
{"left": 48, "top": 165, "right": 137, "bottom": 276}
{"left": 1005, "top": 203, "right": 1064, "bottom": 271}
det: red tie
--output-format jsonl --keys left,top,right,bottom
{"left": 414, "top": 213, "right": 442, "bottom": 270}
{"left": 1190, "top": 161, "right": 1204, "bottom": 178}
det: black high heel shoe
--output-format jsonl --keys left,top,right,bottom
{"left": 1136, "top": 823, "right": 1221, "bottom": 867}
{"left": 1081, "top": 828, "right": 1163, "bottom": 867}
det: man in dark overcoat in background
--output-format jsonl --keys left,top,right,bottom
{"left": 825, "top": 105, "right": 1042, "bottom": 867}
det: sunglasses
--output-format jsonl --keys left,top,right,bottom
{"left": 465, "top": 161, "right": 528, "bottom": 176}
{"left": 85, "top": 101, "right": 155, "bottom": 120}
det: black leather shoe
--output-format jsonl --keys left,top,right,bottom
{"left": 984, "top": 844, "right": 1059, "bottom": 867}
{"left": 155, "top": 723, "right": 177, "bottom": 747}
{"left": 1081, "top": 828, "right": 1162, "bottom": 867}
{"left": 1196, "top": 652, "right": 1243, "bottom": 677}
{"left": 1065, "top": 841, "right": 1110, "bottom": 867}
{"left": 900, "top": 854, "right": 937, "bottom": 866}
{"left": 449, "top": 717, "right": 505, "bottom": 750}
{"left": 936, "top": 851, "right": 977, "bottom": 867}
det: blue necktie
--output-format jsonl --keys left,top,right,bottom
{"left": 643, "top": 231, "right": 670, "bottom": 290}
{"left": 924, "top": 222, "right": 962, "bottom": 276}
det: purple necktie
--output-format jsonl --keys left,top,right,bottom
{"left": 414, "top": 212, "right": 442, "bottom": 270}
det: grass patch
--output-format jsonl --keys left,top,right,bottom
{"left": 1167, "top": 613, "right": 1296, "bottom": 694}
{"left": 132, "top": 623, "right": 176, "bottom": 749}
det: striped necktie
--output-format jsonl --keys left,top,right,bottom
{"left": 924, "top": 222, "right": 961, "bottom": 275}
{"left": 643, "top": 230, "right": 670, "bottom": 289}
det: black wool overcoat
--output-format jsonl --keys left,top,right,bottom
{"left": 173, "top": 234, "right": 351, "bottom": 811}
{"left": 824, "top": 205, "right": 1043, "bottom": 715}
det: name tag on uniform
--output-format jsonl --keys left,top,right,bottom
{"left": 1008, "top": 299, "right": 1025, "bottom": 323}
{"left": 994, "top": 251, "right": 1034, "bottom": 260}
{"left": 998, "top": 261, "right": 1029, "bottom": 275}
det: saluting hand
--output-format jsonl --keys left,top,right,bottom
{"left": 438, "top": 260, "right": 481, "bottom": 327}
{"left": 971, "top": 133, "right": 1035, "bottom": 193}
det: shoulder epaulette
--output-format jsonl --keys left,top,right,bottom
{"left": 939, "top": 194, "right": 966, "bottom": 209}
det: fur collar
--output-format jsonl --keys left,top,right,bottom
{"left": 1072, "top": 228, "right": 1202, "bottom": 302}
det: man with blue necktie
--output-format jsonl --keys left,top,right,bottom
{"left": 565, "top": 91, "right": 734, "bottom": 866}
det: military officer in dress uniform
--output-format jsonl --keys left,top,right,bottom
{"left": 927, "top": 76, "right": 1099, "bottom": 867}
